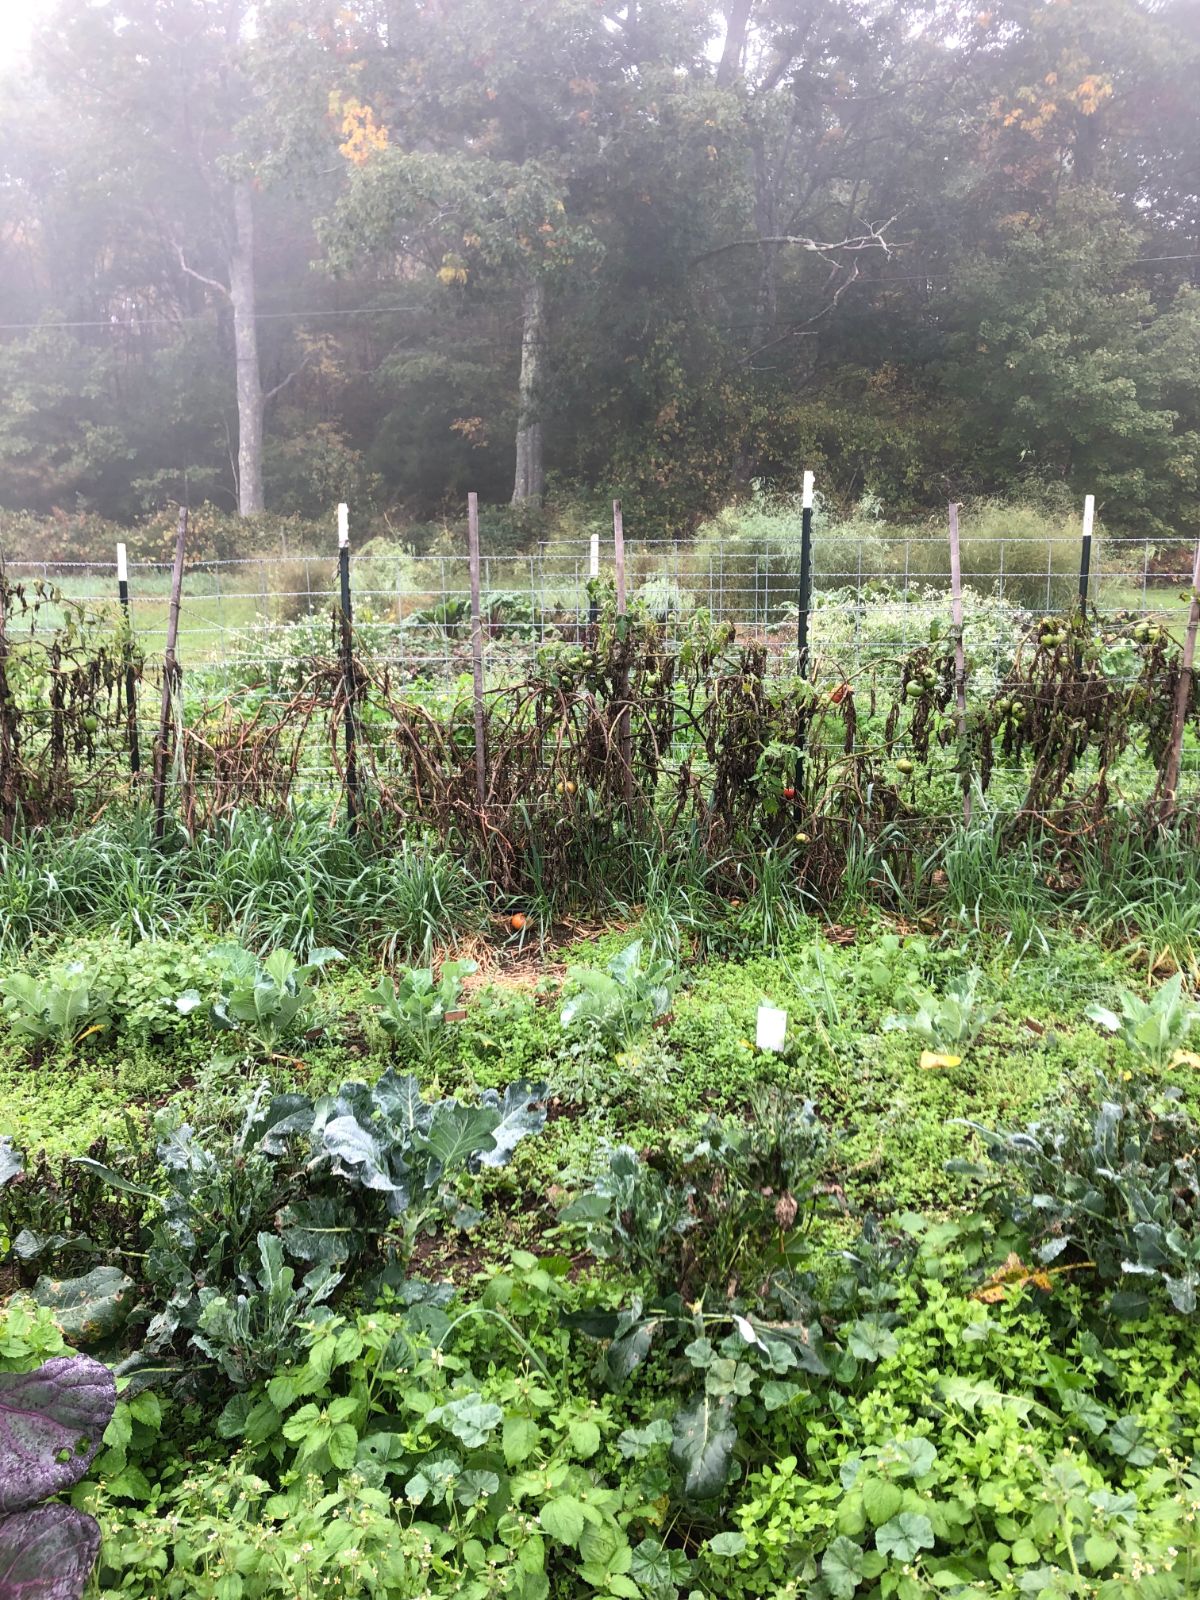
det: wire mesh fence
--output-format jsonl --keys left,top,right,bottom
{"left": 6, "top": 528, "right": 1192, "bottom": 662}
{"left": 2, "top": 509, "right": 1199, "bottom": 840}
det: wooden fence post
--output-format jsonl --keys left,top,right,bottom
{"left": 467, "top": 492, "right": 487, "bottom": 811}
{"left": 116, "top": 543, "right": 141, "bottom": 779}
{"left": 1158, "top": 536, "right": 1200, "bottom": 821}
{"left": 337, "top": 502, "right": 361, "bottom": 833}
{"left": 152, "top": 507, "right": 187, "bottom": 841}
{"left": 614, "top": 498, "right": 633, "bottom": 808}
{"left": 948, "top": 502, "right": 972, "bottom": 826}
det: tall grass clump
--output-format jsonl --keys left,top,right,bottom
{"left": 185, "top": 807, "right": 369, "bottom": 954}
{"left": 183, "top": 806, "right": 489, "bottom": 958}
{"left": 626, "top": 836, "right": 722, "bottom": 961}
{"left": 1075, "top": 826, "right": 1200, "bottom": 975}
{"left": 374, "top": 841, "right": 488, "bottom": 964}
{"left": 893, "top": 495, "right": 1097, "bottom": 611}
{"left": 0, "top": 812, "right": 182, "bottom": 955}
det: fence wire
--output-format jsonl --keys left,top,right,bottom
{"left": 3, "top": 525, "right": 1199, "bottom": 819}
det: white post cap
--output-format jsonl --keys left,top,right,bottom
{"left": 1082, "top": 494, "right": 1095, "bottom": 540}
{"left": 802, "top": 471, "right": 815, "bottom": 510}
{"left": 589, "top": 532, "right": 600, "bottom": 578}
{"left": 337, "top": 503, "right": 349, "bottom": 549}
{"left": 116, "top": 543, "right": 128, "bottom": 582}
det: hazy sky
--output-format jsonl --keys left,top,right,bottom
{"left": 1, "top": 0, "right": 47, "bottom": 66}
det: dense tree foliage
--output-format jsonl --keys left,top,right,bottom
{"left": 0, "top": 0, "right": 1197, "bottom": 534}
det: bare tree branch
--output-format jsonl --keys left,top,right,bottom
{"left": 176, "top": 242, "right": 231, "bottom": 300}
{"left": 263, "top": 349, "right": 317, "bottom": 405}
{"left": 692, "top": 217, "right": 897, "bottom": 269}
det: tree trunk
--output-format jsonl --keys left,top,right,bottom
{"left": 229, "top": 179, "right": 265, "bottom": 516}
{"left": 512, "top": 275, "right": 546, "bottom": 506}
{"left": 718, "top": 0, "right": 754, "bottom": 88}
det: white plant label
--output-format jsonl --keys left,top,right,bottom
{"left": 756, "top": 1004, "right": 787, "bottom": 1053}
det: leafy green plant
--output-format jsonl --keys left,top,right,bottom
{"left": 306, "top": 1070, "right": 547, "bottom": 1265}
{"left": 69, "top": 1072, "right": 548, "bottom": 1377}
{"left": 193, "top": 1232, "right": 340, "bottom": 1387}
{"left": 560, "top": 939, "right": 676, "bottom": 1051}
{"left": 1086, "top": 973, "right": 1200, "bottom": 1069}
{"left": 883, "top": 967, "right": 997, "bottom": 1055}
{"left": 189, "top": 943, "right": 340, "bottom": 1056}
{"left": 0, "top": 962, "right": 113, "bottom": 1057}
{"left": 564, "top": 1091, "right": 829, "bottom": 1301}
{"left": 73, "top": 1095, "right": 297, "bottom": 1357}
{"left": 955, "top": 1077, "right": 1200, "bottom": 1313}
{"left": 99, "top": 1277, "right": 682, "bottom": 1600}
{"left": 561, "top": 1145, "right": 696, "bottom": 1289}
{"left": 369, "top": 958, "right": 477, "bottom": 1064}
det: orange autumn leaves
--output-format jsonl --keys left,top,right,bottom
{"left": 329, "top": 91, "right": 388, "bottom": 166}
{"left": 998, "top": 68, "right": 1113, "bottom": 137}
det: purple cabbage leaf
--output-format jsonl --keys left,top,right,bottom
{"left": 0, "top": 1506, "right": 102, "bottom": 1600}
{"left": 0, "top": 1355, "right": 115, "bottom": 1600}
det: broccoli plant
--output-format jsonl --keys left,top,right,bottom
{"left": 178, "top": 943, "right": 340, "bottom": 1057}
{"left": 560, "top": 940, "right": 676, "bottom": 1051}
{"left": 883, "top": 968, "right": 997, "bottom": 1057}
{"left": 1086, "top": 973, "right": 1200, "bottom": 1069}
{"left": 369, "top": 959, "right": 477, "bottom": 1064}
{"left": 0, "top": 963, "right": 113, "bottom": 1060}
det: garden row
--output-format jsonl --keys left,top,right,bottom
{"left": 5, "top": 894, "right": 1200, "bottom": 1597}
{"left": 2, "top": 564, "right": 1197, "bottom": 903}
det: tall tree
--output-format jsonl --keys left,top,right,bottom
{"left": 18, "top": 0, "right": 313, "bottom": 515}
{"left": 319, "top": 0, "right": 712, "bottom": 505}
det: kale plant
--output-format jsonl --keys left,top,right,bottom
{"left": 1086, "top": 972, "right": 1200, "bottom": 1069}
{"left": 0, "top": 963, "right": 113, "bottom": 1059}
{"left": 954, "top": 1077, "right": 1200, "bottom": 1314}
{"left": 560, "top": 939, "right": 676, "bottom": 1050}
{"left": 178, "top": 943, "right": 340, "bottom": 1056}
{"left": 70, "top": 1072, "right": 547, "bottom": 1383}
{"left": 883, "top": 967, "right": 997, "bottom": 1055}
{"left": 369, "top": 958, "right": 477, "bottom": 1064}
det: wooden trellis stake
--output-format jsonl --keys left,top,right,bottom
{"left": 614, "top": 498, "right": 633, "bottom": 807}
{"left": 467, "top": 492, "right": 487, "bottom": 811}
{"left": 152, "top": 506, "right": 187, "bottom": 840}
{"left": 1159, "top": 535, "right": 1200, "bottom": 820}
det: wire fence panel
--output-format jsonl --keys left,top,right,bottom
{"left": 2, "top": 519, "right": 1199, "bottom": 853}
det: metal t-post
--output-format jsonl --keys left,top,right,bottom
{"left": 794, "top": 471, "right": 815, "bottom": 799}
